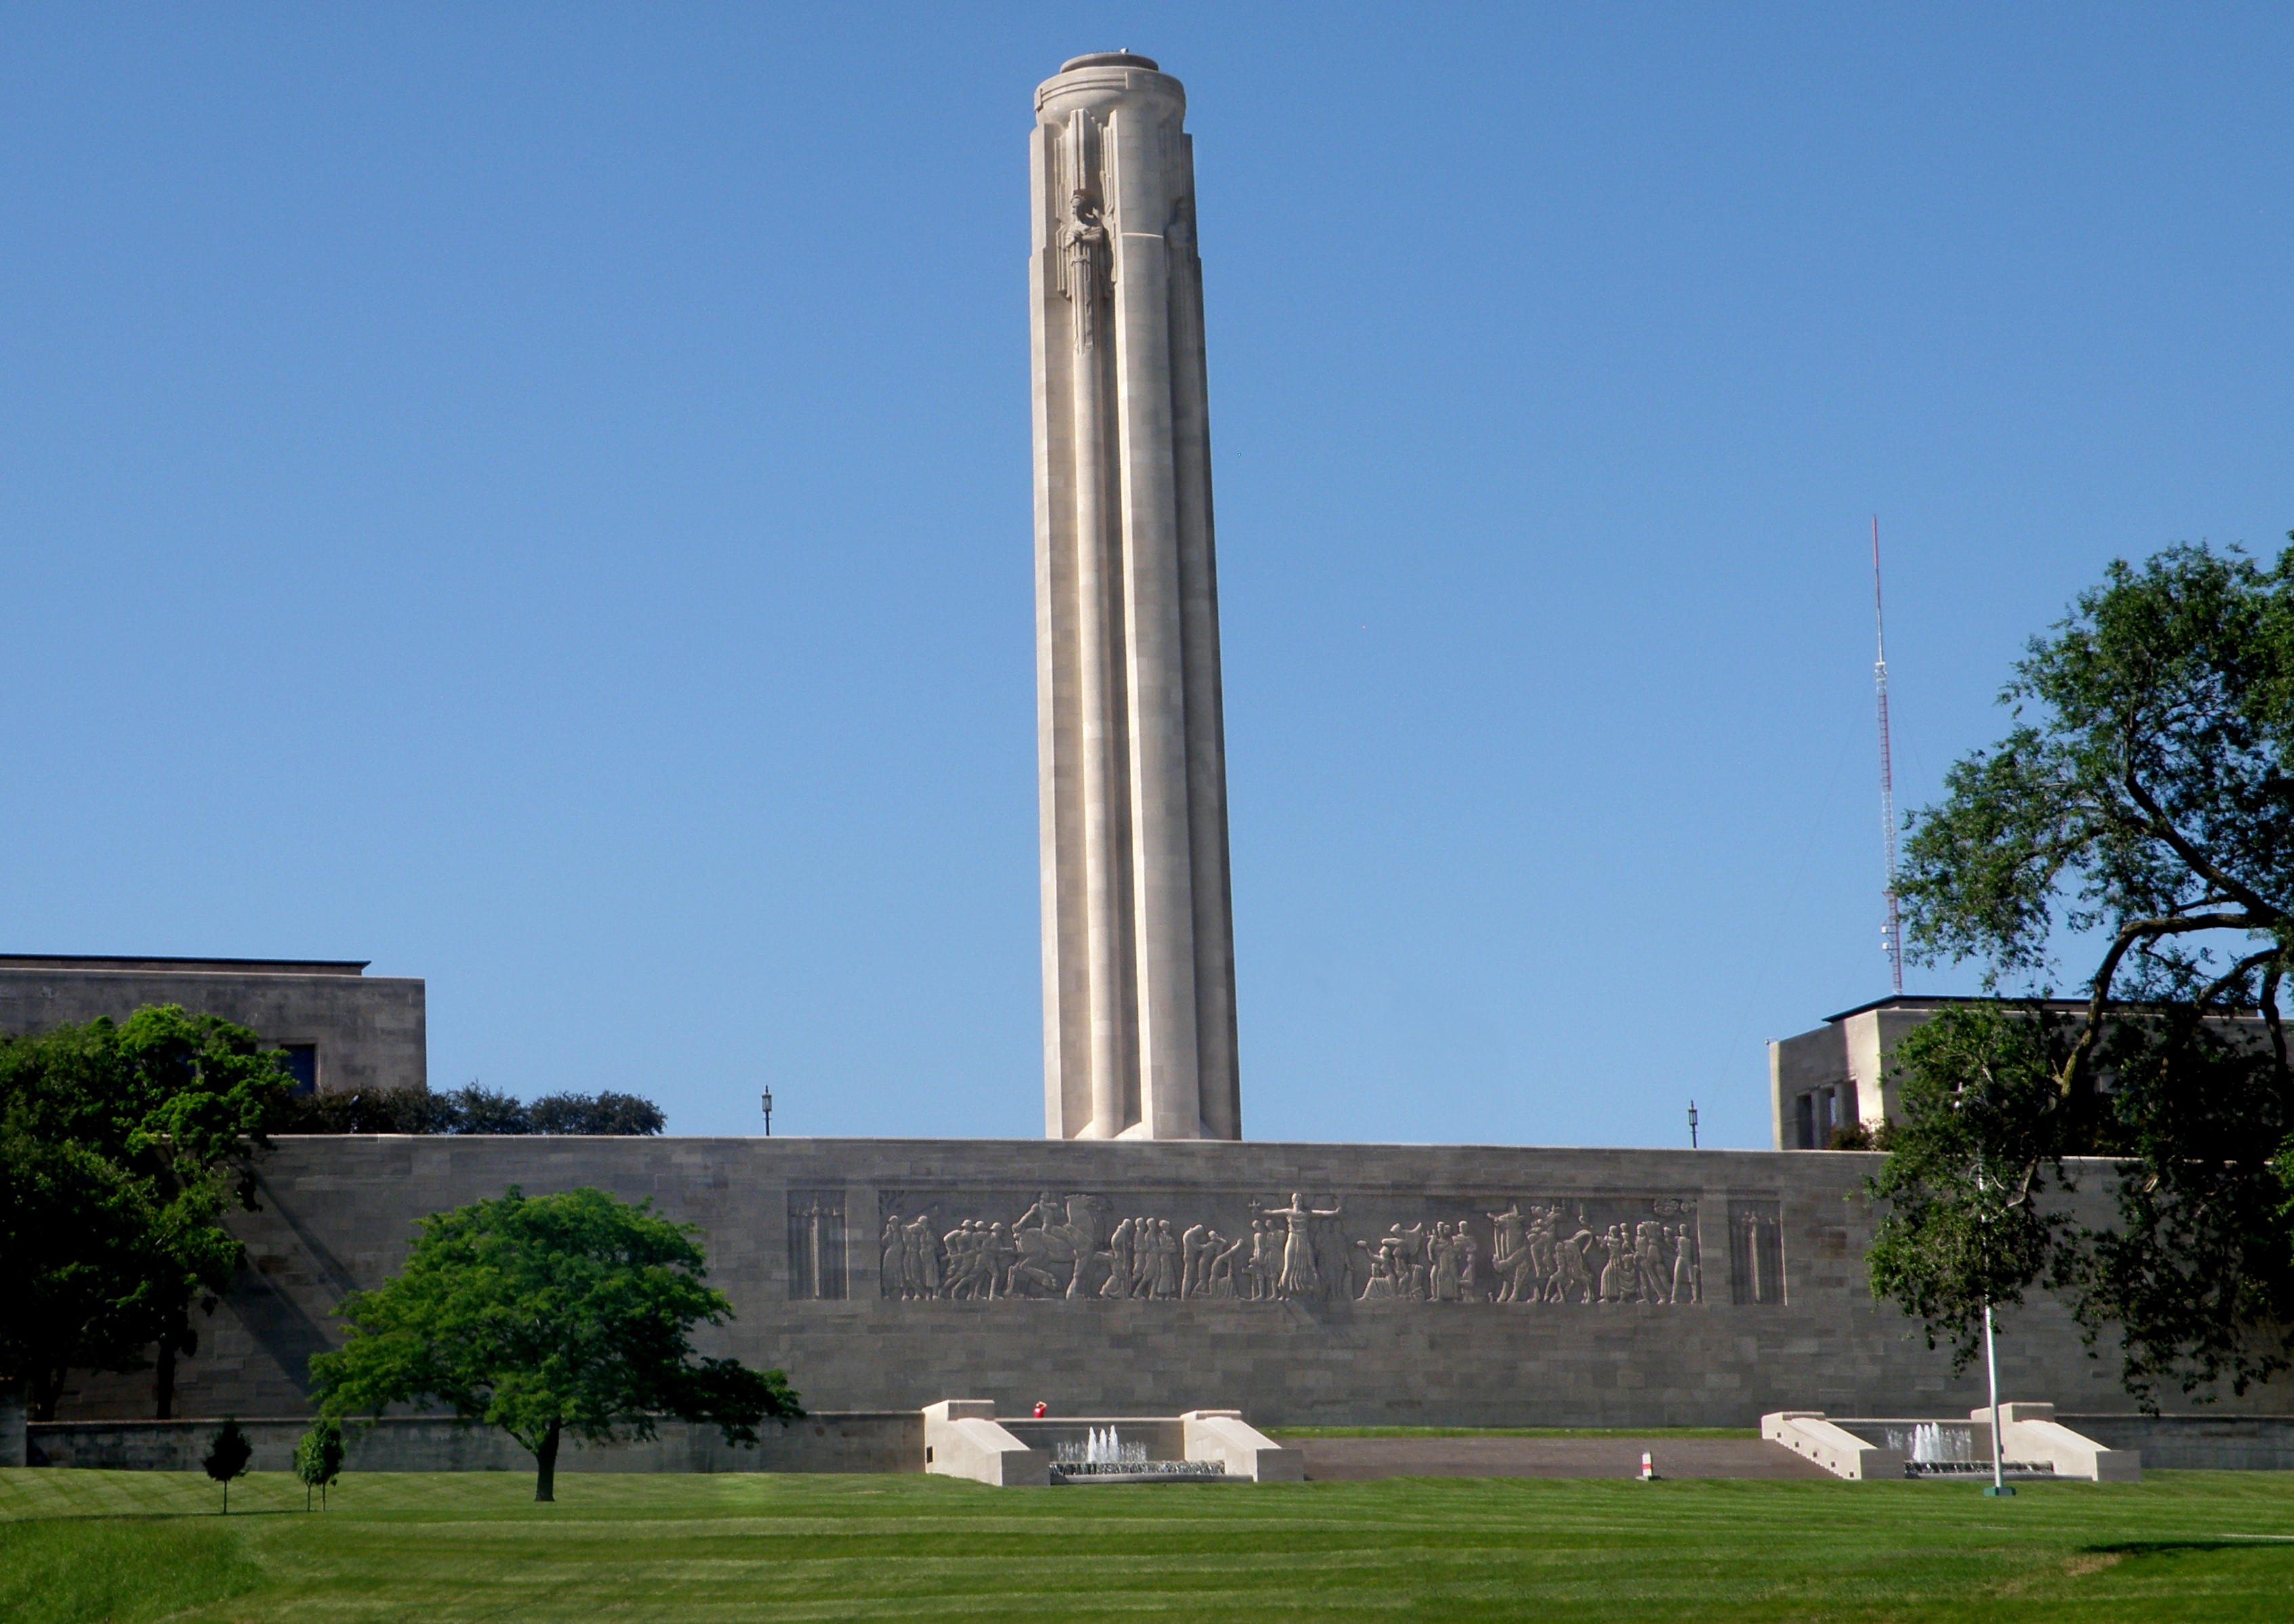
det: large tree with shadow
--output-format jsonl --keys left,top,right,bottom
{"left": 310, "top": 1185, "right": 799, "bottom": 1500}
{"left": 0, "top": 1006, "right": 293, "bottom": 1419}
{"left": 1871, "top": 538, "right": 2294, "bottom": 1403}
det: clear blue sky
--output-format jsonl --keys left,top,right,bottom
{"left": 4, "top": 6, "right": 2288, "bottom": 1146}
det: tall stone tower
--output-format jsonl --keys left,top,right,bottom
{"left": 1031, "top": 52, "right": 1240, "bottom": 1141}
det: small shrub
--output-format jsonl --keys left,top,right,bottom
{"left": 293, "top": 1415, "right": 345, "bottom": 1510}
{"left": 203, "top": 1418, "right": 251, "bottom": 1514}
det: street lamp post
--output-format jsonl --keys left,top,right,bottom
{"left": 761, "top": 1087, "right": 773, "bottom": 1138}
{"left": 1976, "top": 1161, "right": 2012, "bottom": 1497}
{"left": 1687, "top": 1101, "right": 1699, "bottom": 1150}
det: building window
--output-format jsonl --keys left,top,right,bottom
{"left": 279, "top": 1044, "right": 318, "bottom": 1096}
{"left": 1795, "top": 1086, "right": 1842, "bottom": 1149}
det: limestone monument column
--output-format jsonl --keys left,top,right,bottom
{"left": 1031, "top": 51, "right": 1240, "bottom": 1141}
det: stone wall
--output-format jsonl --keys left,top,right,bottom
{"left": 51, "top": 1136, "right": 2294, "bottom": 1429}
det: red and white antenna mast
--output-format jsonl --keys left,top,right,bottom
{"left": 1872, "top": 516, "right": 1904, "bottom": 995}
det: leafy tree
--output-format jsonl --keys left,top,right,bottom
{"left": 278, "top": 1085, "right": 664, "bottom": 1136}
{"left": 0, "top": 1008, "right": 293, "bottom": 1419}
{"left": 278, "top": 1087, "right": 464, "bottom": 1135}
{"left": 449, "top": 1085, "right": 532, "bottom": 1134}
{"left": 527, "top": 1091, "right": 666, "bottom": 1136}
{"left": 310, "top": 1186, "right": 799, "bottom": 1501}
{"left": 1883, "top": 539, "right": 2294, "bottom": 1401}
{"left": 293, "top": 1415, "right": 344, "bottom": 1510}
{"left": 203, "top": 1417, "right": 251, "bottom": 1513}
{"left": 1866, "top": 1007, "right": 2074, "bottom": 1370}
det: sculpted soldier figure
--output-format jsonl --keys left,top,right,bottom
{"left": 903, "top": 1214, "right": 942, "bottom": 1298}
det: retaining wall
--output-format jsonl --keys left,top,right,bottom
{"left": 45, "top": 1137, "right": 2294, "bottom": 1432}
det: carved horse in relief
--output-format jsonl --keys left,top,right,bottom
{"left": 1008, "top": 1192, "right": 1109, "bottom": 1299}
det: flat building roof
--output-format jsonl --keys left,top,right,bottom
{"left": 0, "top": 954, "right": 371, "bottom": 976}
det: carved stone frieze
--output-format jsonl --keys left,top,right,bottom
{"left": 875, "top": 1190, "right": 1723, "bottom": 1307}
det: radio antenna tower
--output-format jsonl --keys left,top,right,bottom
{"left": 1872, "top": 516, "right": 1904, "bottom": 995}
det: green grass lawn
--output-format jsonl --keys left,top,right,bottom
{"left": 1265, "top": 1425, "right": 1761, "bottom": 1439}
{"left": 4, "top": 1466, "right": 2292, "bottom": 1623}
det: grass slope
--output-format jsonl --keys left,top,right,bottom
{"left": 3, "top": 1467, "right": 2291, "bottom": 1622}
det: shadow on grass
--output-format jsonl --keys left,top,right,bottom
{"left": 2086, "top": 1539, "right": 2294, "bottom": 1557}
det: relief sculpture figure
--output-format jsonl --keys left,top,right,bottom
{"left": 1247, "top": 1220, "right": 1277, "bottom": 1301}
{"left": 1429, "top": 1223, "right": 1463, "bottom": 1302}
{"left": 1355, "top": 1236, "right": 1399, "bottom": 1301}
{"left": 1312, "top": 1212, "right": 1356, "bottom": 1303}
{"left": 1549, "top": 1221, "right": 1595, "bottom": 1304}
{"left": 1599, "top": 1226, "right": 1629, "bottom": 1302}
{"left": 1152, "top": 1220, "right": 1182, "bottom": 1298}
{"left": 1635, "top": 1220, "right": 1668, "bottom": 1304}
{"left": 1204, "top": 1230, "right": 1243, "bottom": 1297}
{"left": 1181, "top": 1222, "right": 1210, "bottom": 1299}
{"left": 1258, "top": 1194, "right": 1343, "bottom": 1299}
{"left": 882, "top": 1213, "right": 910, "bottom": 1298}
{"left": 1102, "top": 1216, "right": 1136, "bottom": 1299}
{"left": 1488, "top": 1205, "right": 1532, "bottom": 1304}
{"left": 903, "top": 1214, "right": 942, "bottom": 1299}
{"left": 1389, "top": 1222, "right": 1429, "bottom": 1299}
{"left": 940, "top": 1220, "right": 980, "bottom": 1299}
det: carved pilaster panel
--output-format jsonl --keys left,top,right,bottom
{"left": 1727, "top": 1199, "right": 1785, "bottom": 1306}
{"left": 786, "top": 1190, "right": 846, "bottom": 1302}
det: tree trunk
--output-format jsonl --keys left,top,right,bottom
{"left": 155, "top": 1341, "right": 176, "bottom": 1420}
{"left": 534, "top": 1420, "right": 562, "bottom": 1503}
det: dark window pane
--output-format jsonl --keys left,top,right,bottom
{"left": 279, "top": 1045, "right": 318, "bottom": 1096}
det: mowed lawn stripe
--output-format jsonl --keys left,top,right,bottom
{"left": 3, "top": 1468, "right": 2291, "bottom": 1622}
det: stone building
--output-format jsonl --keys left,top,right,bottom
{"left": 1768, "top": 993, "right": 2276, "bottom": 1149}
{"left": 0, "top": 953, "right": 426, "bottom": 1095}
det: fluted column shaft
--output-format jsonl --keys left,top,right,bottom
{"left": 1031, "top": 53, "right": 1240, "bottom": 1141}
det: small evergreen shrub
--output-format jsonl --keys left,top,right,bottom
{"left": 203, "top": 1418, "right": 251, "bottom": 1514}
